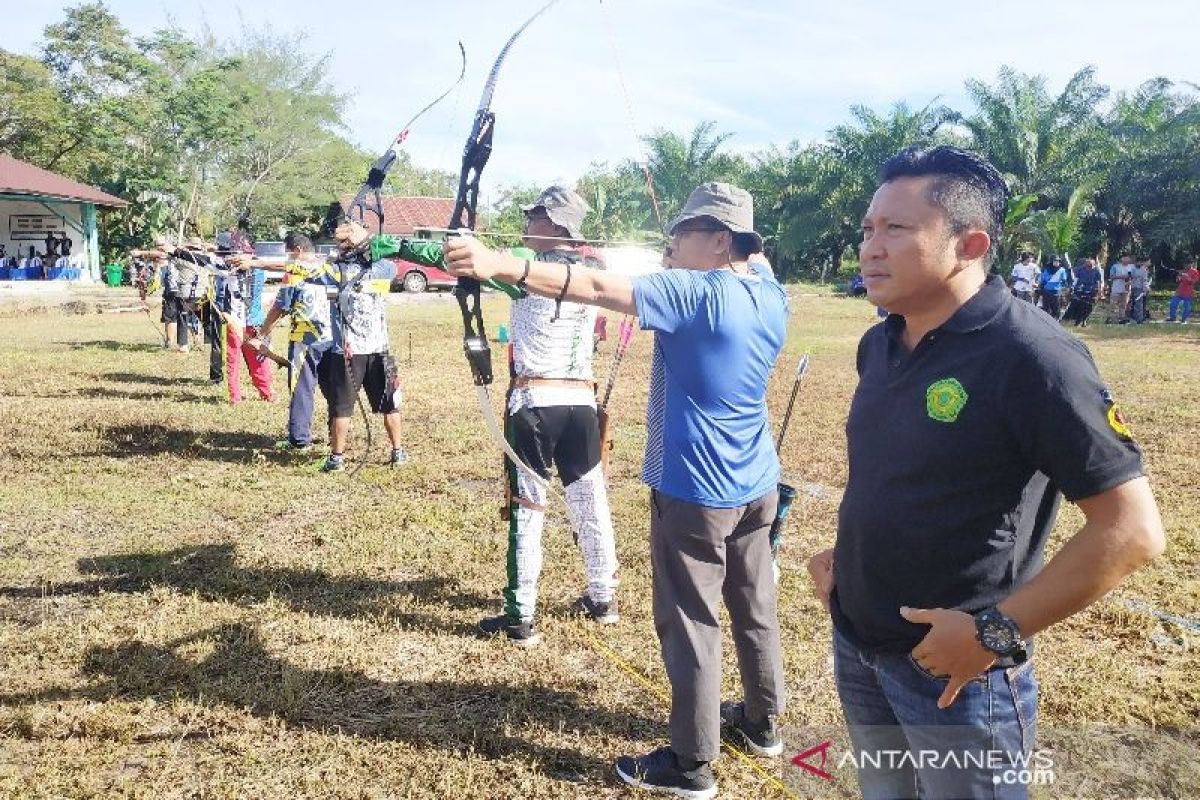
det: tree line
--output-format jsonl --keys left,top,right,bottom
{"left": 3, "top": 3, "right": 1196, "bottom": 280}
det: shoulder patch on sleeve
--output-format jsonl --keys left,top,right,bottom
{"left": 1102, "top": 388, "right": 1133, "bottom": 441}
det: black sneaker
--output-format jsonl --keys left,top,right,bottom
{"left": 614, "top": 746, "right": 716, "bottom": 799}
{"left": 573, "top": 594, "right": 619, "bottom": 624}
{"left": 477, "top": 613, "right": 540, "bottom": 648}
{"left": 320, "top": 454, "right": 346, "bottom": 473}
{"left": 388, "top": 447, "right": 409, "bottom": 467}
{"left": 720, "top": 700, "right": 783, "bottom": 757}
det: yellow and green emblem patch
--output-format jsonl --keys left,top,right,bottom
{"left": 1102, "top": 388, "right": 1133, "bottom": 441}
{"left": 1106, "top": 403, "right": 1133, "bottom": 440}
{"left": 926, "top": 378, "right": 969, "bottom": 423}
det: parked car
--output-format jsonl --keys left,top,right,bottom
{"left": 391, "top": 258, "right": 456, "bottom": 293}
{"left": 252, "top": 241, "right": 287, "bottom": 282}
{"left": 253, "top": 241, "right": 286, "bottom": 258}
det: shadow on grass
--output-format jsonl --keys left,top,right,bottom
{"left": 0, "top": 544, "right": 491, "bottom": 633}
{"left": 101, "top": 371, "right": 212, "bottom": 387}
{"left": 65, "top": 339, "right": 167, "bottom": 353}
{"left": 0, "top": 622, "right": 655, "bottom": 782}
{"left": 94, "top": 423, "right": 277, "bottom": 459}
{"left": 74, "top": 387, "right": 225, "bottom": 405}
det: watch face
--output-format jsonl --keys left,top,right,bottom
{"left": 981, "top": 619, "right": 1020, "bottom": 653}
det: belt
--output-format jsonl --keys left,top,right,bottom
{"left": 512, "top": 376, "right": 594, "bottom": 390}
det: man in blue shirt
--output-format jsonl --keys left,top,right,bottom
{"left": 1038, "top": 256, "right": 1069, "bottom": 319}
{"left": 444, "top": 182, "right": 789, "bottom": 799}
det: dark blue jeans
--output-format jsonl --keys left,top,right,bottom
{"left": 287, "top": 342, "right": 329, "bottom": 446}
{"left": 833, "top": 628, "right": 1038, "bottom": 799}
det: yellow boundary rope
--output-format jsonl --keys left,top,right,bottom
{"left": 577, "top": 628, "right": 802, "bottom": 799}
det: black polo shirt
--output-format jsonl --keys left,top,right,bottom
{"left": 831, "top": 274, "right": 1143, "bottom": 654}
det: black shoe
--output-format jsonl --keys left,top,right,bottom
{"left": 720, "top": 700, "right": 783, "bottom": 757}
{"left": 614, "top": 746, "right": 716, "bottom": 799}
{"left": 477, "top": 613, "right": 540, "bottom": 648}
{"left": 572, "top": 593, "right": 619, "bottom": 624}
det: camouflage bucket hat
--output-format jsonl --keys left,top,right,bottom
{"left": 667, "top": 182, "right": 763, "bottom": 251}
{"left": 522, "top": 185, "right": 590, "bottom": 241}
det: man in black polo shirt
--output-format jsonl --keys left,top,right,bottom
{"left": 807, "top": 146, "right": 1165, "bottom": 799}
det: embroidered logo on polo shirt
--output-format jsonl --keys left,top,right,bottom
{"left": 1102, "top": 388, "right": 1133, "bottom": 440}
{"left": 926, "top": 378, "right": 969, "bottom": 423}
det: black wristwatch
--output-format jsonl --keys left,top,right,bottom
{"left": 974, "top": 607, "right": 1027, "bottom": 663}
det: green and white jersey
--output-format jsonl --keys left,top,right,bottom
{"left": 508, "top": 249, "right": 598, "bottom": 412}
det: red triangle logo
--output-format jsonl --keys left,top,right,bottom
{"left": 791, "top": 740, "right": 834, "bottom": 781}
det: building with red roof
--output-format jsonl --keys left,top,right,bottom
{"left": 0, "top": 154, "right": 128, "bottom": 281}
{"left": 331, "top": 195, "right": 456, "bottom": 238}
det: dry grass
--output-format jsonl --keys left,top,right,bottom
{"left": 0, "top": 287, "right": 1196, "bottom": 799}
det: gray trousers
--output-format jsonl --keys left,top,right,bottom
{"left": 650, "top": 488, "right": 786, "bottom": 762}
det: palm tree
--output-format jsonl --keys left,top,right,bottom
{"left": 641, "top": 121, "right": 744, "bottom": 223}
{"left": 1090, "top": 78, "right": 1200, "bottom": 263}
{"left": 1013, "top": 182, "right": 1095, "bottom": 264}
{"left": 956, "top": 66, "right": 1108, "bottom": 200}
{"left": 760, "top": 100, "right": 954, "bottom": 279}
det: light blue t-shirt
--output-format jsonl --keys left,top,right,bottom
{"left": 632, "top": 264, "right": 788, "bottom": 507}
{"left": 246, "top": 268, "right": 267, "bottom": 326}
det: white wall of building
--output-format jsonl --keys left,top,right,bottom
{"left": 0, "top": 197, "right": 83, "bottom": 260}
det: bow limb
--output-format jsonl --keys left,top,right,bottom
{"left": 442, "top": 1, "right": 562, "bottom": 497}
{"left": 344, "top": 43, "right": 467, "bottom": 237}
{"left": 475, "top": 385, "right": 555, "bottom": 498}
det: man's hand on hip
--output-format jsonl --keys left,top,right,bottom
{"left": 902, "top": 606, "right": 996, "bottom": 709}
{"left": 807, "top": 548, "right": 835, "bottom": 612}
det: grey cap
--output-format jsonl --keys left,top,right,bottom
{"left": 522, "top": 185, "right": 590, "bottom": 241}
{"left": 667, "top": 182, "right": 763, "bottom": 251}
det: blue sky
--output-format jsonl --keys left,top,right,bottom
{"left": 5, "top": 1, "right": 1196, "bottom": 191}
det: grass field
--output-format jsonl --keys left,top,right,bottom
{"left": 0, "top": 287, "right": 1196, "bottom": 799}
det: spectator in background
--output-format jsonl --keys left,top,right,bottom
{"left": 1127, "top": 259, "right": 1151, "bottom": 324}
{"left": 1064, "top": 258, "right": 1102, "bottom": 327}
{"left": 1167, "top": 261, "right": 1198, "bottom": 323}
{"left": 1106, "top": 255, "right": 1134, "bottom": 323}
{"left": 1009, "top": 252, "right": 1038, "bottom": 302}
{"left": 1039, "top": 256, "right": 1069, "bottom": 319}
{"left": 24, "top": 246, "right": 44, "bottom": 279}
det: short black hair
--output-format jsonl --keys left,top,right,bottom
{"left": 284, "top": 232, "right": 314, "bottom": 253}
{"left": 878, "top": 146, "right": 1010, "bottom": 268}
